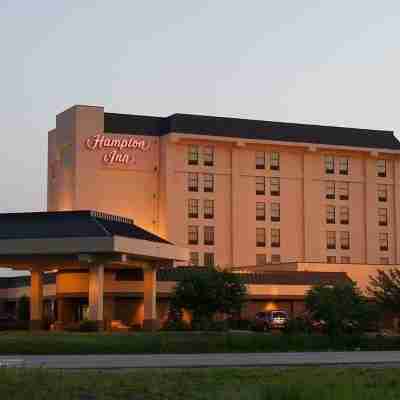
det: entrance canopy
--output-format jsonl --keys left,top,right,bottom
{"left": 0, "top": 210, "right": 189, "bottom": 330}
{"left": 0, "top": 210, "right": 189, "bottom": 270}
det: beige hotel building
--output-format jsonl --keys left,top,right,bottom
{"left": 0, "top": 104, "right": 400, "bottom": 329}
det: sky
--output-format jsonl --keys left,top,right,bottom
{"left": 0, "top": 1, "right": 399, "bottom": 275}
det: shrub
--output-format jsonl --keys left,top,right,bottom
{"left": 162, "top": 319, "right": 190, "bottom": 331}
{"left": 17, "top": 295, "right": 30, "bottom": 321}
{"left": 78, "top": 320, "right": 99, "bottom": 332}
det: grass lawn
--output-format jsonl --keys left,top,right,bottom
{"left": 0, "top": 331, "right": 400, "bottom": 355}
{"left": 1, "top": 366, "right": 400, "bottom": 399}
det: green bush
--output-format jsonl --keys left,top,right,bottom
{"left": 78, "top": 320, "right": 99, "bottom": 332}
{"left": 162, "top": 319, "right": 190, "bottom": 331}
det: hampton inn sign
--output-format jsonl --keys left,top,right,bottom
{"left": 85, "top": 134, "right": 152, "bottom": 166}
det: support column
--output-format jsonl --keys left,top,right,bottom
{"left": 88, "top": 264, "right": 104, "bottom": 330}
{"left": 30, "top": 268, "right": 43, "bottom": 330}
{"left": 143, "top": 267, "right": 159, "bottom": 331}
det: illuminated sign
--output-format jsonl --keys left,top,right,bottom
{"left": 85, "top": 134, "right": 151, "bottom": 166}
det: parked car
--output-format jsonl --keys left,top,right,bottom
{"left": 254, "top": 310, "right": 289, "bottom": 331}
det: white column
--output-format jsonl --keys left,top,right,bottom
{"left": 88, "top": 265, "right": 104, "bottom": 328}
{"left": 30, "top": 268, "right": 43, "bottom": 330}
{"left": 143, "top": 267, "right": 159, "bottom": 331}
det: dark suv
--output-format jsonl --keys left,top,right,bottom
{"left": 254, "top": 310, "right": 289, "bottom": 331}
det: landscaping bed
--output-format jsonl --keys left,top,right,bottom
{"left": 0, "top": 331, "right": 400, "bottom": 355}
{"left": 1, "top": 366, "right": 400, "bottom": 399}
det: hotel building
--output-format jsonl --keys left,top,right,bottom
{"left": 0, "top": 104, "right": 399, "bottom": 330}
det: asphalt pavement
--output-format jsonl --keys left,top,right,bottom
{"left": 1, "top": 351, "right": 400, "bottom": 369}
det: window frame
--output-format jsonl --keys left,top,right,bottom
{"left": 203, "top": 199, "right": 214, "bottom": 219}
{"left": 327, "top": 231, "right": 336, "bottom": 249}
{"left": 325, "top": 155, "right": 335, "bottom": 174}
{"left": 256, "top": 176, "right": 266, "bottom": 195}
{"left": 339, "top": 182, "right": 349, "bottom": 200}
{"left": 270, "top": 177, "right": 280, "bottom": 196}
{"left": 340, "top": 231, "right": 350, "bottom": 250}
{"left": 377, "top": 159, "right": 387, "bottom": 178}
{"left": 326, "top": 205, "right": 336, "bottom": 224}
{"left": 256, "top": 254, "right": 267, "bottom": 266}
{"left": 188, "top": 199, "right": 199, "bottom": 218}
{"left": 339, "top": 157, "right": 349, "bottom": 175}
{"left": 204, "top": 226, "right": 215, "bottom": 246}
{"left": 203, "top": 173, "right": 214, "bottom": 193}
{"left": 270, "top": 152, "right": 280, "bottom": 171}
{"left": 326, "top": 181, "right": 335, "bottom": 200}
{"left": 188, "top": 172, "right": 199, "bottom": 192}
{"left": 190, "top": 251, "right": 199, "bottom": 266}
{"left": 188, "top": 225, "right": 199, "bottom": 245}
{"left": 271, "top": 254, "right": 281, "bottom": 264}
{"left": 379, "top": 232, "right": 388, "bottom": 251}
{"left": 256, "top": 227, "right": 266, "bottom": 247}
{"left": 271, "top": 228, "right": 280, "bottom": 248}
{"left": 378, "top": 184, "right": 388, "bottom": 202}
{"left": 188, "top": 145, "right": 199, "bottom": 165}
{"left": 378, "top": 208, "right": 388, "bottom": 226}
{"left": 271, "top": 202, "right": 280, "bottom": 222}
{"left": 327, "top": 256, "right": 337, "bottom": 264}
{"left": 256, "top": 202, "right": 266, "bottom": 221}
{"left": 340, "top": 206, "right": 349, "bottom": 225}
{"left": 255, "top": 151, "right": 266, "bottom": 169}
{"left": 204, "top": 252, "right": 215, "bottom": 266}
{"left": 203, "top": 146, "right": 214, "bottom": 167}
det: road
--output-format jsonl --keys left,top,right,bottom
{"left": 1, "top": 351, "right": 400, "bottom": 369}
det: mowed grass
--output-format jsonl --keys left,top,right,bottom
{"left": 0, "top": 331, "right": 400, "bottom": 354}
{"left": 1, "top": 367, "right": 400, "bottom": 399}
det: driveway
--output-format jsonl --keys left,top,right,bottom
{"left": 1, "top": 351, "right": 400, "bottom": 369}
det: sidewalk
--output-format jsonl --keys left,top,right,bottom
{"left": 2, "top": 351, "right": 400, "bottom": 369}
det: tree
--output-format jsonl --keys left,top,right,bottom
{"left": 368, "top": 268, "right": 400, "bottom": 314}
{"left": 305, "top": 282, "right": 375, "bottom": 336}
{"left": 170, "top": 267, "right": 247, "bottom": 327}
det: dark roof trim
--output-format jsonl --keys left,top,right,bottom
{"left": 104, "top": 112, "right": 399, "bottom": 151}
{"left": 0, "top": 210, "right": 170, "bottom": 244}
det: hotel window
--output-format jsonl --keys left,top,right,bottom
{"left": 256, "top": 228, "right": 266, "bottom": 247}
{"left": 255, "top": 151, "right": 265, "bottom": 169}
{"left": 256, "top": 202, "right": 266, "bottom": 221}
{"left": 271, "top": 203, "right": 280, "bottom": 222}
{"left": 256, "top": 176, "right": 265, "bottom": 195}
{"left": 203, "top": 146, "right": 214, "bottom": 166}
{"left": 378, "top": 184, "right": 387, "bottom": 202}
{"left": 204, "top": 226, "right": 215, "bottom": 245}
{"left": 188, "top": 173, "right": 199, "bottom": 192}
{"left": 339, "top": 182, "right": 349, "bottom": 200}
{"left": 340, "top": 231, "right": 350, "bottom": 250}
{"left": 325, "top": 155, "right": 334, "bottom": 174}
{"left": 256, "top": 254, "right": 267, "bottom": 266}
{"left": 188, "top": 226, "right": 199, "bottom": 245}
{"left": 204, "top": 199, "right": 214, "bottom": 219}
{"left": 188, "top": 199, "right": 199, "bottom": 218}
{"left": 327, "top": 256, "right": 336, "bottom": 264}
{"left": 327, "top": 231, "right": 336, "bottom": 249}
{"left": 340, "top": 206, "right": 349, "bottom": 225}
{"left": 326, "top": 206, "right": 335, "bottom": 224}
{"left": 271, "top": 254, "right": 281, "bottom": 264}
{"left": 190, "top": 252, "right": 199, "bottom": 266}
{"left": 270, "top": 152, "right": 280, "bottom": 171}
{"left": 378, "top": 208, "right": 388, "bottom": 226}
{"left": 379, "top": 232, "right": 388, "bottom": 251}
{"left": 204, "top": 252, "right": 214, "bottom": 266}
{"left": 270, "top": 177, "right": 280, "bottom": 196}
{"left": 271, "top": 228, "right": 280, "bottom": 248}
{"left": 341, "top": 256, "right": 351, "bottom": 264}
{"left": 204, "top": 174, "right": 214, "bottom": 192}
{"left": 188, "top": 145, "right": 199, "bottom": 165}
{"left": 377, "top": 159, "right": 387, "bottom": 177}
{"left": 326, "top": 181, "right": 335, "bottom": 199}
{"left": 380, "top": 257, "right": 389, "bottom": 265}
{"left": 339, "top": 157, "right": 349, "bottom": 175}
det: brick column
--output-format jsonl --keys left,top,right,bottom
{"left": 143, "top": 267, "right": 159, "bottom": 331}
{"left": 30, "top": 268, "right": 43, "bottom": 330}
{"left": 88, "top": 264, "right": 104, "bottom": 330}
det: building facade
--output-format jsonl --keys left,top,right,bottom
{"left": 48, "top": 105, "right": 400, "bottom": 268}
